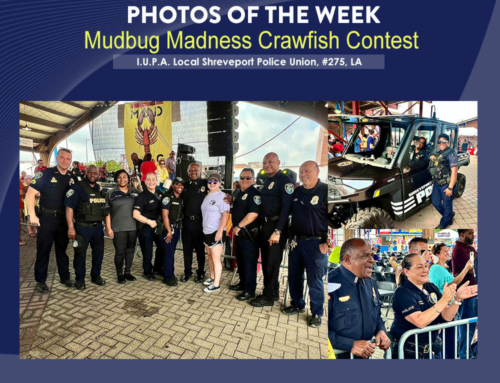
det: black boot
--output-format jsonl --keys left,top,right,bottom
{"left": 125, "top": 272, "right": 136, "bottom": 281}
{"left": 117, "top": 274, "right": 126, "bottom": 284}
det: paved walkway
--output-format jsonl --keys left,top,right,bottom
{"left": 394, "top": 155, "right": 477, "bottom": 229}
{"left": 20, "top": 236, "right": 327, "bottom": 359}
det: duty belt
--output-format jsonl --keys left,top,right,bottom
{"left": 40, "top": 207, "right": 63, "bottom": 216}
{"left": 187, "top": 215, "right": 202, "bottom": 221}
{"left": 76, "top": 221, "right": 103, "bottom": 227}
{"left": 261, "top": 215, "right": 279, "bottom": 222}
{"left": 295, "top": 236, "right": 323, "bottom": 241}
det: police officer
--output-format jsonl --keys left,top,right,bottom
{"left": 180, "top": 163, "right": 208, "bottom": 283}
{"left": 26, "top": 149, "right": 75, "bottom": 293}
{"left": 430, "top": 133, "right": 458, "bottom": 229}
{"left": 328, "top": 238, "right": 391, "bottom": 359}
{"left": 411, "top": 137, "right": 430, "bottom": 162}
{"left": 283, "top": 161, "right": 328, "bottom": 328}
{"left": 250, "top": 152, "right": 294, "bottom": 308}
{"left": 65, "top": 165, "right": 108, "bottom": 290}
{"left": 133, "top": 172, "right": 163, "bottom": 281}
{"left": 160, "top": 177, "right": 185, "bottom": 286}
{"left": 231, "top": 168, "right": 261, "bottom": 301}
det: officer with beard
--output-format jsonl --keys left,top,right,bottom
{"left": 65, "top": 165, "right": 108, "bottom": 290}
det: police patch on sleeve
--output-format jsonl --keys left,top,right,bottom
{"left": 285, "top": 183, "right": 294, "bottom": 194}
{"left": 254, "top": 196, "right": 261, "bottom": 205}
{"left": 162, "top": 197, "right": 170, "bottom": 206}
{"left": 66, "top": 189, "right": 74, "bottom": 198}
{"left": 35, "top": 171, "right": 43, "bottom": 179}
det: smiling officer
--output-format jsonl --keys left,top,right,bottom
{"left": 65, "top": 164, "right": 108, "bottom": 290}
{"left": 430, "top": 133, "right": 458, "bottom": 229}
{"left": 328, "top": 238, "right": 390, "bottom": 359}
{"left": 283, "top": 161, "right": 328, "bottom": 328}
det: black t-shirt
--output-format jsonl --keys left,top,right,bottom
{"left": 291, "top": 181, "right": 328, "bottom": 239}
{"left": 232, "top": 186, "right": 261, "bottom": 231}
{"left": 260, "top": 170, "right": 294, "bottom": 231}
{"left": 182, "top": 178, "right": 208, "bottom": 217}
{"left": 391, "top": 280, "right": 446, "bottom": 344}
{"left": 133, "top": 159, "right": 143, "bottom": 177}
{"left": 161, "top": 191, "right": 184, "bottom": 223}
{"left": 133, "top": 188, "right": 162, "bottom": 220}
{"left": 29, "top": 167, "right": 73, "bottom": 211}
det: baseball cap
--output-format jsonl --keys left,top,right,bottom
{"left": 438, "top": 133, "right": 450, "bottom": 142}
{"left": 208, "top": 173, "right": 221, "bottom": 182}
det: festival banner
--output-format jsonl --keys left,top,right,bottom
{"left": 124, "top": 101, "right": 173, "bottom": 168}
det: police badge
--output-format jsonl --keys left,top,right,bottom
{"left": 311, "top": 196, "right": 319, "bottom": 205}
{"left": 285, "top": 183, "right": 294, "bottom": 194}
{"left": 163, "top": 197, "right": 170, "bottom": 206}
{"left": 430, "top": 293, "right": 438, "bottom": 304}
{"left": 201, "top": 186, "right": 206, "bottom": 192}
{"left": 242, "top": 194, "right": 248, "bottom": 200}
{"left": 268, "top": 182, "right": 274, "bottom": 189}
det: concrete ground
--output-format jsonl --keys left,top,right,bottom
{"left": 394, "top": 155, "right": 477, "bottom": 229}
{"left": 19, "top": 236, "right": 328, "bottom": 359}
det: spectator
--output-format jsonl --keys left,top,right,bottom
{"left": 20, "top": 171, "right": 26, "bottom": 182}
{"left": 130, "top": 176, "right": 142, "bottom": 192}
{"left": 411, "top": 137, "right": 429, "bottom": 162}
{"left": 99, "top": 162, "right": 108, "bottom": 183}
{"left": 233, "top": 180, "right": 240, "bottom": 190}
{"left": 361, "top": 134, "right": 368, "bottom": 151}
{"left": 355, "top": 133, "right": 363, "bottom": 153}
{"left": 366, "top": 129, "right": 376, "bottom": 151}
{"left": 452, "top": 229, "right": 478, "bottom": 359}
{"left": 130, "top": 152, "right": 143, "bottom": 181}
{"left": 140, "top": 153, "right": 158, "bottom": 191}
{"left": 35, "top": 159, "right": 47, "bottom": 172}
{"left": 391, "top": 254, "right": 478, "bottom": 359}
{"left": 20, "top": 179, "right": 26, "bottom": 245}
{"left": 157, "top": 159, "right": 169, "bottom": 193}
{"left": 332, "top": 140, "right": 345, "bottom": 157}
{"left": 72, "top": 161, "right": 83, "bottom": 181}
{"left": 166, "top": 151, "right": 177, "bottom": 181}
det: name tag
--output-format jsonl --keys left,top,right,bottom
{"left": 339, "top": 296, "right": 350, "bottom": 302}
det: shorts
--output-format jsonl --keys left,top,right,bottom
{"left": 204, "top": 231, "right": 225, "bottom": 248}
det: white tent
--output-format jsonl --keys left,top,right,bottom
{"left": 459, "top": 127, "right": 478, "bottom": 137}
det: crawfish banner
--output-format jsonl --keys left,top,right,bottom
{"left": 124, "top": 101, "right": 173, "bottom": 169}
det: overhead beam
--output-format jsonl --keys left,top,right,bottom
{"left": 61, "top": 101, "right": 89, "bottom": 111}
{"left": 20, "top": 102, "right": 78, "bottom": 121}
{"left": 19, "top": 113, "right": 66, "bottom": 131}
{"left": 19, "top": 125, "right": 53, "bottom": 136}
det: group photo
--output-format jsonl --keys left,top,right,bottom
{"left": 19, "top": 101, "right": 330, "bottom": 359}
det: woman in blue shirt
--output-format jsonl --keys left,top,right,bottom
{"left": 366, "top": 129, "right": 376, "bottom": 151}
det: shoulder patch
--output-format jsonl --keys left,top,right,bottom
{"left": 35, "top": 171, "right": 43, "bottom": 180}
{"left": 254, "top": 196, "right": 261, "bottom": 205}
{"left": 66, "top": 189, "right": 74, "bottom": 198}
{"left": 285, "top": 183, "right": 294, "bottom": 194}
{"left": 162, "top": 197, "right": 170, "bottom": 206}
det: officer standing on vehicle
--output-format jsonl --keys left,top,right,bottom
{"left": 250, "top": 152, "right": 294, "bottom": 308}
{"left": 65, "top": 165, "right": 108, "bottom": 290}
{"left": 231, "top": 168, "right": 261, "bottom": 301}
{"left": 181, "top": 163, "right": 208, "bottom": 283}
{"left": 430, "top": 134, "right": 458, "bottom": 229}
{"left": 161, "top": 177, "right": 185, "bottom": 286}
{"left": 328, "top": 238, "right": 391, "bottom": 359}
{"left": 283, "top": 161, "right": 328, "bottom": 328}
{"left": 25, "top": 148, "right": 75, "bottom": 294}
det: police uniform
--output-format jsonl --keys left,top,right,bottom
{"left": 390, "top": 280, "right": 446, "bottom": 359}
{"left": 411, "top": 148, "right": 429, "bottom": 162}
{"left": 258, "top": 170, "right": 294, "bottom": 302}
{"left": 161, "top": 189, "right": 184, "bottom": 283}
{"left": 134, "top": 188, "right": 163, "bottom": 277}
{"left": 232, "top": 186, "right": 261, "bottom": 295}
{"left": 328, "top": 266, "right": 386, "bottom": 358}
{"left": 431, "top": 142, "right": 458, "bottom": 227}
{"left": 65, "top": 178, "right": 107, "bottom": 284}
{"left": 288, "top": 180, "right": 328, "bottom": 316}
{"left": 181, "top": 178, "right": 208, "bottom": 280}
{"left": 30, "top": 167, "right": 73, "bottom": 284}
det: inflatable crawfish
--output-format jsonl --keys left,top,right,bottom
{"left": 135, "top": 108, "right": 158, "bottom": 154}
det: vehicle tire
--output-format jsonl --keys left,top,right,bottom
{"left": 454, "top": 173, "right": 466, "bottom": 199}
{"left": 344, "top": 207, "right": 394, "bottom": 229}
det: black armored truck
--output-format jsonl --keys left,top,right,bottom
{"left": 328, "top": 115, "right": 470, "bottom": 228}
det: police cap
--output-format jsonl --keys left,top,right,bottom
{"left": 438, "top": 133, "right": 450, "bottom": 142}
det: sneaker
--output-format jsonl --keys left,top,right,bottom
{"left": 35, "top": 282, "right": 49, "bottom": 294}
{"left": 204, "top": 285, "right": 220, "bottom": 293}
{"left": 282, "top": 306, "right": 306, "bottom": 315}
{"left": 124, "top": 273, "right": 136, "bottom": 281}
{"left": 60, "top": 279, "right": 75, "bottom": 288}
{"left": 180, "top": 274, "right": 193, "bottom": 283}
{"left": 249, "top": 295, "right": 274, "bottom": 307}
{"left": 75, "top": 281, "right": 86, "bottom": 291}
{"left": 309, "top": 314, "right": 322, "bottom": 328}
{"left": 203, "top": 278, "right": 214, "bottom": 286}
{"left": 91, "top": 276, "right": 106, "bottom": 286}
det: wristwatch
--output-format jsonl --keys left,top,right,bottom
{"left": 274, "top": 229, "right": 282, "bottom": 235}
{"left": 453, "top": 300, "right": 462, "bottom": 306}
{"left": 447, "top": 187, "right": 453, "bottom": 191}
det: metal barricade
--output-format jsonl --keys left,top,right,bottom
{"left": 397, "top": 317, "right": 478, "bottom": 359}
{"left": 333, "top": 339, "right": 392, "bottom": 359}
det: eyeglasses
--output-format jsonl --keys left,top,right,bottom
{"left": 240, "top": 177, "right": 253, "bottom": 180}
{"left": 418, "top": 249, "right": 428, "bottom": 255}
{"left": 208, "top": 180, "right": 219, "bottom": 185}
{"left": 438, "top": 140, "right": 448, "bottom": 144}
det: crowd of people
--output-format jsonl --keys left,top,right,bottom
{"left": 328, "top": 230, "right": 478, "bottom": 359}
{"left": 20, "top": 148, "right": 329, "bottom": 328}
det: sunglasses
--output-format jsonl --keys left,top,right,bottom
{"left": 438, "top": 140, "right": 448, "bottom": 144}
{"left": 418, "top": 249, "right": 428, "bottom": 255}
{"left": 208, "top": 180, "right": 219, "bottom": 185}
{"left": 240, "top": 177, "right": 253, "bottom": 180}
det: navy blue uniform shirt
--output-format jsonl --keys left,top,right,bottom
{"left": 291, "top": 180, "right": 328, "bottom": 239}
{"left": 328, "top": 265, "right": 386, "bottom": 352}
{"left": 260, "top": 170, "right": 294, "bottom": 232}
{"left": 182, "top": 178, "right": 208, "bottom": 217}
{"left": 30, "top": 167, "right": 73, "bottom": 211}
{"left": 391, "top": 280, "right": 446, "bottom": 344}
{"left": 232, "top": 186, "right": 261, "bottom": 230}
{"left": 64, "top": 181, "right": 102, "bottom": 210}
{"left": 134, "top": 188, "right": 162, "bottom": 220}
